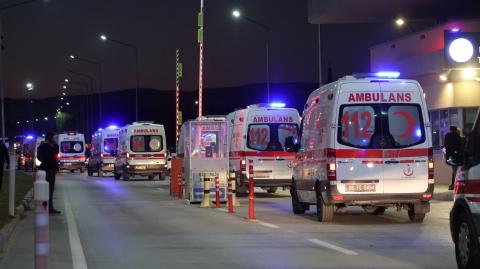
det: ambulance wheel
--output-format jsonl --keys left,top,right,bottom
{"left": 123, "top": 172, "right": 130, "bottom": 181}
{"left": 70, "top": 170, "right": 75, "bottom": 173}
{"left": 148, "top": 175, "right": 154, "bottom": 180}
{"left": 114, "top": 173, "right": 121, "bottom": 180}
{"left": 290, "top": 182, "right": 308, "bottom": 214}
{"left": 267, "top": 187, "right": 278, "bottom": 194}
{"left": 88, "top": 171, "right": 93, "bottom": 177}
{"left": 408, "top": 206, "right": 426, "bottom": 223}
{"left": 454, "top": 213, "right": 480, "bottom": 269}
{"left": 315, "top": 183, "right": 333, "bottom": 222}
{"left": 373, "top": 207, "right": 386, "bottom": 215}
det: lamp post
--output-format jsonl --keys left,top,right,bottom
{"left": 69, "top": 55, "right": 103, "bottom": 126}
{"left": 0, "top": 0, "right": 45, "bottom": 144}
{"left": 25, "top": 82, "right": 34, "bottom": 133}
{"left": 232, "top": 9, "right": 271, "bottom": 103}
{"left": 100, "top": 34, "right": 140, "bottom": 121}
{"left": 67, "top": 69, "right": 94, "bottom": 137}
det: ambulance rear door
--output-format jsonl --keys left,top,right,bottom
{"left": 335, "top": 82, "right": 384, "bottom": 195}
{"left": 379, "top": 82, "right": 429, "bottom": 194}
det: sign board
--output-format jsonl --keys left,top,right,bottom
{"left": 444, "top": 31, "right": 480, "bottom": 69}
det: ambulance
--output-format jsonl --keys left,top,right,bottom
{"left": 56, "top": 131, "right": 86, "bottom": 173}
{"left": 227, "top": 103, "right": 301, "bottom": 193}
{"left": 87, "top": 125, "right": 120, "bottom": 177}
{"left": 450, "top": 109, "right": 480, "bottom": 269}
{"left": 34, "top": 136, "right": 45, "bottom": 169}
{"left": 19, "top": 135, "right": 35, "bottom": 171}
{"left": 113, "top": 122, "right": 167, "bottom": 180}
{"left": 291, "top": 73, "right": 434, "bottom": 222}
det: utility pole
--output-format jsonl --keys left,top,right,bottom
{"left": 175, "top": 49, "right": 182, "bottom": 148}
{"left": 197, "top": 0, "right": 204, "bottom": 119}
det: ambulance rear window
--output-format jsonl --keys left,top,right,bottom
{"left": 104, "top": 138, "right": 117, "bottom": 153}
{"left": 61, "top": 141, "right": 84, "bottom": 153}
{"left": 338, "top": 104, "right": 425, "bottom": 149}
{"left": 130, "top": 135, "right": 163, "bottom": 152}
{"left": 248, "top": 124, "right": 298, "bottom": 151}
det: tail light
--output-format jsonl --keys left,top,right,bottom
{"left": 101, "top": 153, "right": 104, "bottom": 158}
{"left": 428, "top": 147, "right": 434, "bottom": 181}
{"left": 326, "top": 148, "right": 336, "bottom": 181}
{"left": 240, "top": 159, "right": 246, "bottom": 175}
{"left": 126, "top": 152, "right": 130, "bottom": 159}
{"left": 57, "top": 153, "right": 61, "bottom": 158}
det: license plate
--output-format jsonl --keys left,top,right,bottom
{"left": 346, "top": 184, "right": 376, "bottom": 192}
{"left": 136, "top": 166, "right": 146, "bottom": 170}
{"left": 64, "top": 163, "right": 72, "bottom": 166}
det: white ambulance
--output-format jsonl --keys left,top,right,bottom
{"left": 56, "top": 131, "right": 86, "bottom": 173}
{"left": 450, "top": 109, "right": 480, "bottom": 269}
{"left": 87, "top": 126, "right": 120, "bottom": 177}
{"left": 113, "top": 122, "right": 167, "bottom": 180}
{"left": 227, "top": 103, "right": 301, "bottom": 193}
{"left": 291, "top": 73, "right": 434, "bottom": 222}
{"left": 34, "top": 136, "right": 45, "bottom": 169}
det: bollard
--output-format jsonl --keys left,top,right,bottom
{"left": 177, "top": 173, "right": 183, "bottom": 199}
{"left": 200, "top": 174, "right": 212, "bottom": 208}
{"left": 8, "top": 150, "right": 15, "bottom": 217}
{"left": 227, "top": 174, "right": 234, "bottom": 213}
{"left": 215, "top": 175, "right": 220, "bottom": 208}
{"left": 248, "top": 160, "right": 255, "bottom": 220}
{"left": 34, "top": 170, "right": 49, "bottom": 269}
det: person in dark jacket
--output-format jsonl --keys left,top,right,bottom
{"left": 37, "top": 133, "right": 61, "bottom": 214}
{"left": 0, "top": 141, "right": 9, "bottom": 191}
{"left": 444, "top": 126, "right": 462, "bottom": 190}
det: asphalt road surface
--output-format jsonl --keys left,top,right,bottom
{"left": 0, "top": 172, "right": 456, "bottom": 269}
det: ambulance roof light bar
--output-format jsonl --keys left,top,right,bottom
{"left": 352, "top": 71, "right": 401, "bottom": 79}
{"left": 107, "top": 125, "right": 118, "bottom": 129}
{"left": 132, "top": 121, "right": 154, "bottom": 125}
{"left": 247, "top": 103, "right": 286, "bottom": 109}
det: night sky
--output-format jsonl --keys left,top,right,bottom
{"left": 1, "top": 0, "right": 318, "bottom": 99}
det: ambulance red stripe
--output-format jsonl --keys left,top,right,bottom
{"left": 335, "top": 148, "right": 429, "bottom": 158}
{"left": 456, "top": 180, "right": 480, "bottom": 195}
{"left": 60, "top": 156, "right": 85, "bottom": 160}
{"left": 229, "top": 151, "right": 296, "bottom": 158}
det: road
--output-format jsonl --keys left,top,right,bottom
{"left": 0, "top": 172, "right": 456, "bottom": 269}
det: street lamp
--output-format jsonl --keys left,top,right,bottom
{"left": 232, "top": 9, "right": 271, "bottom": 102}
{"left": 100, "top": 33, "right": 140, "bottom": 121}
{"left": 395, "top": 17, "right": 405, "bottom": 27}
{"left": 26, "top": 82, "right": 33, "bottom": 91}
{"left": 68, "top": 54, "right": 103, "bottom": 125}
{"left": 25, "top": 82, "right": 34, "bottom": 132}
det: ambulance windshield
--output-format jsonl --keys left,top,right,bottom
{"left": 248, "top": 123, "right": 299, "bottom": 151}
{"left": 61, "top": 141, "right": 84, "bottom": 153}
{"left": 338, "top": 104, "right": 425, "bottom": 149}
{"left": 130, "top": 135, "right": 163, "bottom": 152}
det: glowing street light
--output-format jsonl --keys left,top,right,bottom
{"left": 69, "top": 54, "right": 75, "bottom": 59}
{"left": 44, "top": 117, "right": 48, "bottom": 121}
{"left": 395, "top": 18, "right": 405, "bottom": 27}
{"left": 99, "top": 34, "right": 107, "bottom": 41}
{"left": 62, "top": 85, "right": 67, "bottom": 89}
{"left": 64, "top": 78, "right": 69, "bottom": 83}
{"left": 26, "top": 82, "right": 34, "bottom": 91}
{"left": 232, "top": 10, "right": 240, "bottom": 18}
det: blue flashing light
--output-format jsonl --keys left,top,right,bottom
{"left": 98, "top": 128, "right": 103, "bottom": 131}
{"left": 107, "top": 125, "right": 118, "bottom": 130}
{"left": 415, "top": 128, "right": 422, "bottom": 138}
{"left": 270, "top": 102, "right": 286, "bottom": 108}
{"left": 451, "top": 28, "right": 460, "bottom": 33}
{"left": 26, "top": 135, "right": 34, "bottom": 140}
{"left": 104, "top": 146, "right": 109, "bottom": 151}
{"left": 375, "top": 71, "right": 400, "bottom": 79}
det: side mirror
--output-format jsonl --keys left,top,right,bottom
{"left": 284, "top": 136, "right": 300, "bottom": 153}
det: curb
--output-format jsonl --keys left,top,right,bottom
{"left": 0, "top": 188, "right": 34, "bottom": 253}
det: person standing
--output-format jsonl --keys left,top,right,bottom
{"left": 37, "top": 133, "right": 61, "bottom": 214}
{"left": 0, "top": 141, "right": 9, "bottom": 191}
{"left": 444, "top": 126, "right": 462, "bottom": 190}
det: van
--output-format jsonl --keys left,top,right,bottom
{"left": 291, "top": 74, "right": 434, "bottom": 222}
{"left": 113, "top": 122, "right": 167, "bottom": 180}
{"left": 450, "top": 109, "right": 480, "bottom": 269}
{"left": 87, "top": 126, "right": 120, "bottom": 177}
{"left": 56, "top": 131, "right": 86, "bottom": 173}
{"left": 227, "top": 103, "right": 301, "bottom": 193}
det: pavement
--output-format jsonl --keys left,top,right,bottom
{"left": 0, "top": 172, "right": 457, "bottom": 269}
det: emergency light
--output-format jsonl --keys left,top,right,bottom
{"left": 270, "top": 102, "right": 286, "bottom": 108}
{"left": 375, "top": 71, "right": 400, "bottom": 79}
{"left": 26, "top": 135, "right": 34, "bottom": 140}
{"left": 107, "top": 125, "right": 118, "bottom": 130}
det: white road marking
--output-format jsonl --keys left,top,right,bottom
{"left": 307, "top": 238, "right": 359, "bottom": 256}
{"left": 216, "top": 208, "right": 229, "bottom": 212}
{"left": 256, "top": 221, "right": 280, "bottom": 229}
{"left": 64, "top": 196, "right": 89, "bottom": 269}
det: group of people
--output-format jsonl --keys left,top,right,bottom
{"left": 0, "top": 133, "right": 61, "bottom": 214}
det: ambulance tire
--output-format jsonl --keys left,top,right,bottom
{"left": 267, "top": 187, "right": 278, "bottom": 194}
{"left": 70, "top": 170, "right": 75, "bottom": 173}
{"left": 114, "top": 173, "right": 121, "bottom": 180}
{"left": 148, "top": 175, "right": 154, "bottom": 180}
{"left": 290, "top": 182, "right": 308, "bottom": 214}
{"left": 454, "top": 213, "right": 480, "bottom": 269}
{"left": 315, "top": 183, "right": 334, "bottom": 222}
{"left": 408, "top": 206, "right": 426, "bottom": 223}
{"left": 88, "top": 171, "right": 93, "bottom": 177}
{"left": 373, "top": 207, "right": 387, "bottom": 215}
{"left": 123, "top": 172, "right": 130, "bottom": 181}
